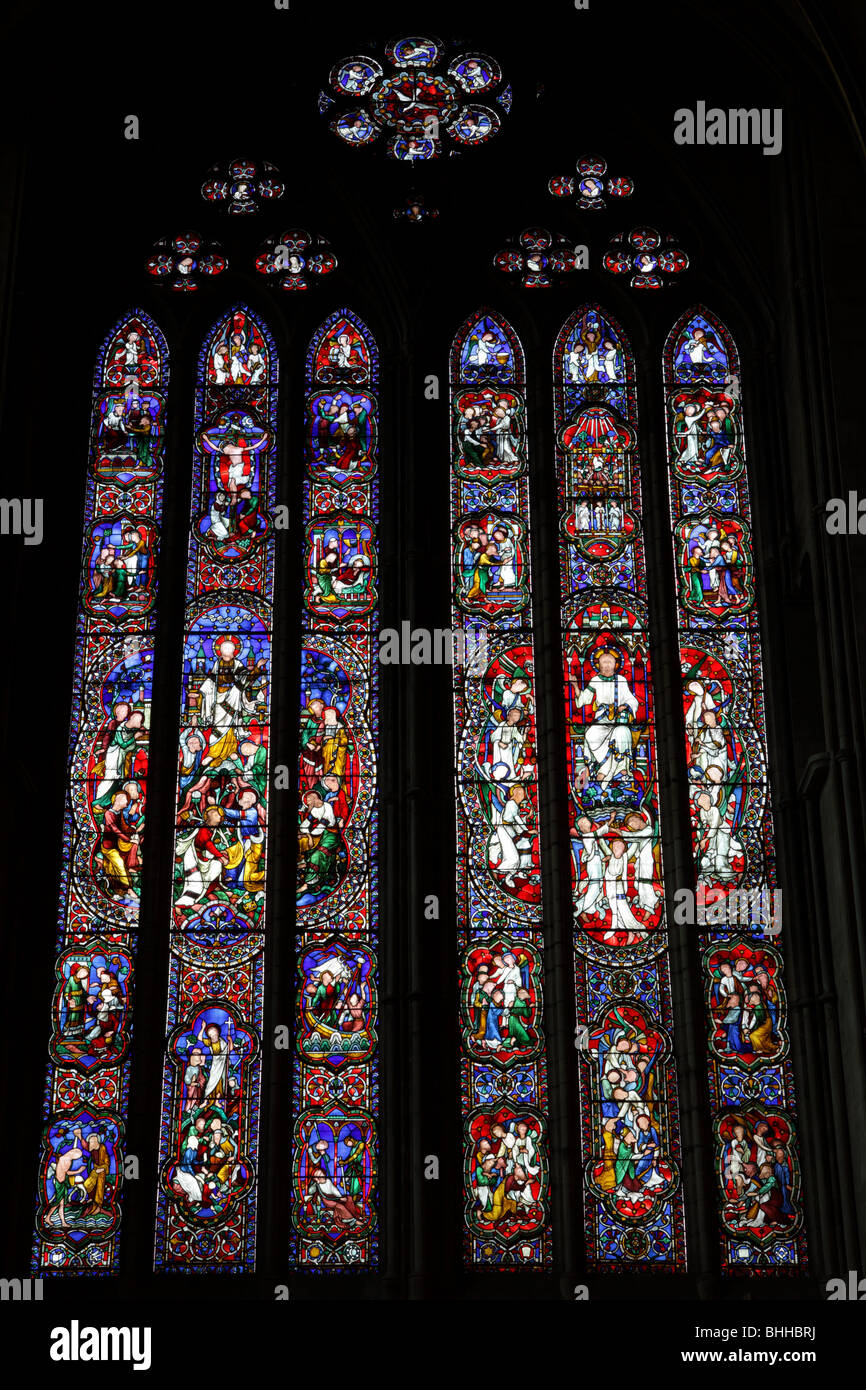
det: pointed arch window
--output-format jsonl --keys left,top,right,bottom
{"left": 450, "top": 311, "right": 553, "bottom": 1267}
{"left": 555, "top": 306, "right": 687, "bottom": 1271}
{"left": 664, "top": 308, "right": 807, "bottom": 1272}
{"left": 154, "top": 307, "right": 277, "bottom": 1272}
{"left": 34, "top": 312, "right": 168, "bottom": 1273}
{"left": 292, "top": 309, "right": 380, "bottom": 1268}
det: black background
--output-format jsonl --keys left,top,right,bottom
{"left": 0, "top": 0, "right": 865, "bottom": 1354}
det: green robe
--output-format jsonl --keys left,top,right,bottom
{"left": 343, "top": 1139, "right": 366, "bottom": 1199}
{"left": 506, "top": 997, "right": 532, "bottom": 1048}
{"left": 63, "top": 976, "right": 88, "bottom": 1033}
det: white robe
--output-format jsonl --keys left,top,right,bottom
{"left": 575, "top": 675, "right": 638, "bottom": 785}
{"left": 575, "top": 833, "right": 605, "bottom": 916}
{"left": 489, "top": 721, "right": 524, "bottom": 780}
{"left": 175, "top": 827, "right": 223, "bottom": 906}
{"left": 489, "top": 800, "right": 531, "bottom": 885}
{"left": 603, "top": 853, "right": 645, "bottom": 936}
{"left": 679, "top": 405, "right": 707, "bottom": 465}
{"left": 623, "top": 821, "right": 659, "bottom": 911}
{"left": 495, "top": 536, "right": 517, "bottom": 587}
{"left": 199, "top": 661, "right": 255, "bottom": 736}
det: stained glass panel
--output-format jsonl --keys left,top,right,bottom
{"left": 554, "top": 306, "right": 687, "bottom": 1271}
{"left": 664, "top": 308, "right": 807, "bottom": 1273}
{"left": 153, "top": 307, "right": 276, "bottom": 1272}
{"left": 291, "top": 310, "right": 380, "bottom": 1268}
{"left": 33, "top": 312, "right": 168, "bottom": 1273}
{"left": 451, "top": 311, "right": 552, "bottom": 1268}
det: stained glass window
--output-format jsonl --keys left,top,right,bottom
{"left": 555, "top": 307, "right": 687, "bottom": 1270}
{"left": 602, "top": 229, "right": 689, "bottom": 290}
{"left": 549, "top": 155, "right": 634, "bottom": 210}
{"left": 291, "top": 310, "right": 380, "bottom": 1268}
{"left": 451, "top": 311, "right": 552, "bottom": 1268}
{"left": 664, "top": 308, "right": 807, "bottom": 1273}
{"left": 34, "top": 312, "right": 168, "bottom": 1273}
{"left": 322, "top": 38, "right": 507, "bottom": 161}
{"left": 154, "top": 307, "right": 276, "bottom": 1272}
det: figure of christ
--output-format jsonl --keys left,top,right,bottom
{"left": 491, "top": 403, "right": 520, "bottom": 464}
{"left": 480, "top": 988, "right": 505, "bottom": 1050}
{"left": 751, "top": 1163, "right": 792, "bottom": 1228}
{"left": 676, "top": 401, "right": 708, "bottom": 467}
{"left": 197, "top": 1020, "right": 233, "bottom": 1110}
{"left": 198, "top": 640, "right": 262, "bottom": 754}
{"left": 490, "top": 525, "right": 517, "bottom": 587}
{"left": 718, "top": 538, "right": 746, "bottom": 604}
{"left": 331, "top": 400, "right": 369, "bottom": 472}
{"left": 217, "top": 437, "right": 253, "bottom": 500}
{"left": 341, "top": 1134, "right": 367, "bottom": 1206}
{"left": 571, "top": 649, "right": 639, "bottom": 788}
